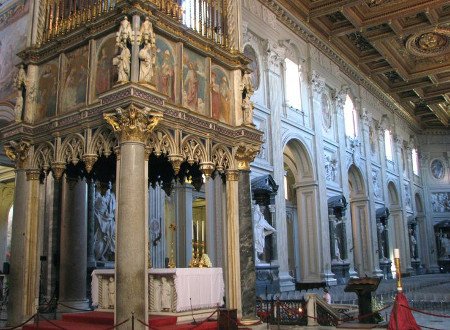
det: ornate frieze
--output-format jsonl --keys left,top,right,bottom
{"left": 104, "top": 105, "right": 163, "bottom": 143}
{"left": 4, "top": 140, "right": 30, "bottom": 169}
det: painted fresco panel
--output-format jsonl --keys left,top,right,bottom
{"left": 211, "top": 65, "right": 231, "bottom": 124}
{"left": 0, "top": 1, "right": 29, "bottom": 102}
{"left": 95, "top": 35, "right": 117, "bottom": 96}
{"left": 155, "top": 36, "right": 176, "bottom": 103}
{"left": 60, "top": 45, "right": 88, "bottom": 112}
{"left": 36, "top": 59, "right": 59, "bottom": 121}
{"left": 182, "top": 48, "right": 208, "bottom": 115}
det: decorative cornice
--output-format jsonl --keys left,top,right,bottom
{"left": 104, "top": 104, "right": 163, "bottom": 143}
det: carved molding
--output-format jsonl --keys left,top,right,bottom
{"left": 4, "top": 140, "right": 30, "bottom": 169}
{"left": 235, "top": 143, "right": 260, "bottom": 170}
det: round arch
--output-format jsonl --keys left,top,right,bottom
{"left": 348, "top": 164, "right": 366, "bottom": 197}
{"left": 282, "top": 137, "right": 314, "bottom": 182}
{"left": 387, "top": 181, "right": 399, "bottom": 206}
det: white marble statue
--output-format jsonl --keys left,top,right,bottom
{"left": 139, "top": 42, "right": 155, "bottom": 84}
{"left": 107, "top": 276, "right": 115, "bottom": 308}
{"left": 113, "top": 42, "right": 131, "bottom": 84}
{"left": 140, "top": 16, "right": 155, "bottom": 46}
{"left": 116, "top": 16, "right": 133, "bottom": 45}
{"left": 253, "top": 204, "right": 276, "bottom": 264}
{"left": 94, "top": 181, "right": 116, "bottom": 261}
{"left": 409, "top": 229, "right": 417, "bottom": 259}
{"left": 14, "top": 64, "right": 27, "bottom": 122}
{"left": 161, "top": 277, "right": 172, "bottom": 311}
{"left": 241, "top": 71, "right": 254, "bottom": 126}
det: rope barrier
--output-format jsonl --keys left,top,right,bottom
{"left": 37, "top": 313, "right": 67, "bottom": 329}
{"left": 105, "top": 317, "right": 130, "bottom": 330}
{"left": 0, "top": 313, "right": 37, "bottom": 330}
{"left": 400, "top": 304, "right": 450, "bottom": 318}
{"left": 57, "top": 302, "right": 94, "bottom": 312}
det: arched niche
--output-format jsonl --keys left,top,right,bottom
{"left": 348, "top": 164, "right": 366, "bottom": 197}
{"left": 387, "top": 181, "right": 399, "bottom": 206}
{"left": 283, "top": 138, "right": 314, "bottom": 182}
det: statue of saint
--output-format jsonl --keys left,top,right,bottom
{"left": 409, "top": 229, "right": 417, "bottom": 259}
{"left": 94, "top": 181, "right": 116, "bottom": 261}
{"left": 161, "top": 277, "right": 172, "bottom": 311}
{"left": 253, "top": 204, "right": 276, "bottom": 264}
{"left": 107, "top": 276, "right": 115, "bottom": 308}
{"left": 139, "top": 42, "right": 154, "bottom": 84}
{"left": 140, "top": 16, "right": 155, "bottom": 46}
{"left": 14, "top": 64, "right": 27, "bottom": 122}
{"left": 241, "top": 71, "right": 254, "bottom": 126}
{"left": 116, "top": 16, "right": 133, "bottom": 45}
{"left": 113, "top": 42, "right": 131, "bottom": 84}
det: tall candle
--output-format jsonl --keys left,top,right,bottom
{"left": 394, "top": 248, "right": 400, "bottom": 259}
{"left": 196, "top": 220, "right": 199, "bottom": 241}
{"left": 202, "top": 220, "right": 205, "bottom": 242}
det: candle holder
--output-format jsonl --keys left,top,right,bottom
{"left": 394, "top": 248, "right": 402, "bottom": 292}
{"left": 189, "top": 240, "right": 199, "bottom": 267}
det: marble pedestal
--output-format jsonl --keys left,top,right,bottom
{"left": 255, "top": 264, "right": 279, "bottom": 296}
{"left": 331, "top": 261, "right": 350, "bottom": 285}
{"left": 379, "top": 259, "right": 392, "bottom": 279}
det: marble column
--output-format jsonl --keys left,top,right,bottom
{"left": 149, "top": 184, "right": 166, "bottom": 268}
{"left": 104, "top": 105, "right": 162, "bottom": 329}
{"left": 264, "top": 41, "right": 294, "bottom": 291}
{"left": 0, "top": 182, "right": 14, "bottom": 272}
{"left": 130, "top": 15, "right": 141, "bottom": 83}
{"left": 308, "top": 71, "right": 335, "bottom": 284}
{"left": 205, "top": 178, "right": 216, "bottom": 265}
{"left": 238, "top": 168, "right": 256, "bottom": 319}
{"left": 87, "top": 179, "right": 96, "bottom": 268}
{"left": 225, "top": 169, "right": 242, "bottom": 316}
{"left": 58, "top": 177, "right": 88, "bottom": 311}
{"left": 6, "top": 141, "right": 41, "bottom": 325}
{"left": 175, "top": 183, "right": 193, "bottom": 267}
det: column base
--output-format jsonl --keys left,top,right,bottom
{"left": 323, "top": 270, "right": 337, "bottom": 286}
{"left": 57, "top": 299, "right": 90, "bottom": 314}
{"left": 278, "top": 271, "right": 295, "bottom": 292}
{"left": 428, "top": 264, "right": 441, "bottom": 273}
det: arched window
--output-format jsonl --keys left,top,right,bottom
{"left": 284, "top": 58, "right": 302, "bottom": 110}
{"left": 384, "top": 129, "right": 393, "bottom": 161}
{"left": 343, "top": 95, "right": 358, "bottom": 138}
{"left": 412, "top": 148, "right": 419, "bottom": 175}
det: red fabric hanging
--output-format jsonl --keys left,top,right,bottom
{"left": 388, "top": 292, "right": 420, "bottom": 330}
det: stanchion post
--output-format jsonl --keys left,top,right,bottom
{"left": 394, "top": 248, "right": 402, "bottom": 292}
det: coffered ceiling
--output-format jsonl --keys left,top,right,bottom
{"left": 275, "top": 0, "right": 450, "bottom": 130}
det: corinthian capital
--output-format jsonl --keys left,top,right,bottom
{"left": 263, "top": 40, "right": 286, "bottom": 72}
{"left": 235, "top": 143, "right": 260, "bottom": 170}
{"left": 333, "top": 85, "right": 350, "bottom": 114}
{"left": 104, "top": 105, "right": 163, "bottom": 143}
{"left": 310, "top": 71, "right": 325, "bottom": 96}
{"left": 4, "top": 140, "right": 30, "bottom": 169}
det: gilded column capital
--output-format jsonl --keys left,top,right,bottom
{"left": 83, "top": 154, "right": 98, "bottom": 173}
{"left": 4, "top": 140, "right": 30, "bottom": 169}
{"left": 235, "top": 144, "right": 259, "bottom": 171}
{"left": 225, "top": 169, "right": 239, "bottom": 181}
{"left": 104, "top": 105, "right": 163, "bottom": 144}
{"left": 26, "top": 169, "right": 40, "bottom": 181}
{"left": 333, "top": 85, "right": 350, "bottom": 115}
{"left": 52, "top": 162, "right": 66, "bottom": 181}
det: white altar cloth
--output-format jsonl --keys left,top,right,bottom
{"left": 91, "top": 268, "right": 224, "bottom": 312}
{"left": 149, "top": 268, "right": 224, "bottom": 312}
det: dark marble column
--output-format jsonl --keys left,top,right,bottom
{"left": 58, "top": 177, "right": 88, "bottom": 311}
{"left": 238, "top": 169, "right": 256, "bottom": 319}
{"left": 87, "top": 179, "right": 96, "bottom": 268}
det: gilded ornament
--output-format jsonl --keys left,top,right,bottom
{"left": 4, "top": 140, "right": 30, "bottom": 169}
{"left": 83, "top": 154, "right": 98, "bottom": 173}
{"left": 26, "top": 170, "right": 41, "bottom": 181}
{"left": 235, "top": 144, "right": 259, "bottom": 171}
{"left": 52, "top": 162, "right": 66, "bottom": 181}
{"left": 225, "top": 169, "right": 239, "bottom": 181}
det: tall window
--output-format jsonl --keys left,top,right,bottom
{"left": 384, "top": 129, "right": 393, "bottom": 161}
{"left": 412, "top": 148, "right": 419, "bottom": 175}
{"left": 284, "top": 58, "right": 301, "bottom": 110}
{"left": 343, "top": 95, "right": 358, "bottom": 138}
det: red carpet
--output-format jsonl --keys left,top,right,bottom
{"left": 22, "top": 311, "right": 219, "bottom": 329}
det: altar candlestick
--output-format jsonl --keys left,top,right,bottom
{"left": 196, "top": 220, "right": 199, "bottom": 242}
{"left": 202, "top": 220, "right": 205, "bottom": 242}
{"left": 394, "top": 248, "right": 402, "bottom": 292}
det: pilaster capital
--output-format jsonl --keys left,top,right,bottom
{"left": 263, "top": 40, "right": 286, "bottom": 72}
{"left": 225, "top": 169, "right": 239, "bottom": 181}
{"left": 333, "top": 85, "right": 350, "bottom": 114}
{"left": 310, "top": 71, "right": 325, "bottom": 96}
{"left": 4, "top": 140, "right": 30, "bottom": 169}
{"left": 26, "top": 169, "right": 40, "bottom": 181}
{"left": 104, "top": 105, "right": 163, "bottom": 144}
{"left": 52, "top": 161, "right": 66, "bottom": 181}
{"left": 235, "top": 143, "right": 260, "bottom": 170}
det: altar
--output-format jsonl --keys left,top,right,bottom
{"left": 91, "top": 268, "right": 224, "bottom": 313}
